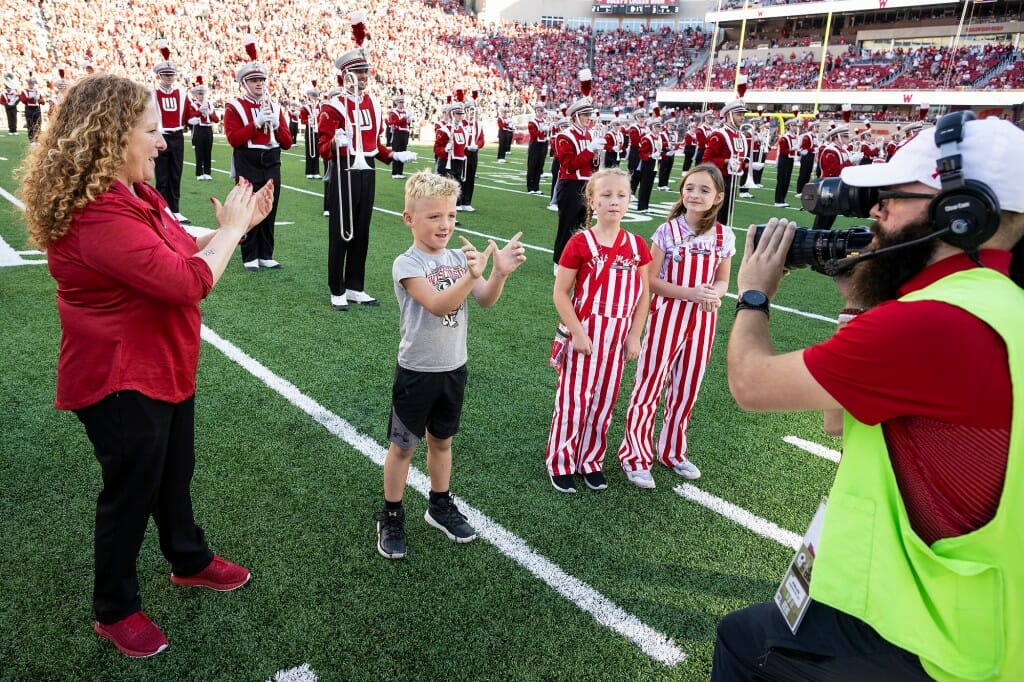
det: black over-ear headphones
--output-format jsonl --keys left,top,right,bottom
{"left": 929, "top": 110, "right": 1000, "bottom": 253}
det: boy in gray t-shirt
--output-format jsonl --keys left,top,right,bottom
{"left": 377, "top": 171, "right": 526, "bottom": 560}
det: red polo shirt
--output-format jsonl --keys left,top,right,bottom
{"left": 46, "top": 181, "right": 214, "bottom": 410}
{"left": 804, "top": 251, "right": 1012, "bottom": 544}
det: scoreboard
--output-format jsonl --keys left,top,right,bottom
{"left": 592, "top": 0, "right": 680, "bottom": 14}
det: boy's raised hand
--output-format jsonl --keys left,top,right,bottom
{"left": 491, "top": 231, "right": 527, "bottom": 276}
{"left": 459, "top": 235, "right": 492, "bottom": 279}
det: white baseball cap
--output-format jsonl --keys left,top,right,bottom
{"left": 841, "top": 116, "right": 1024, "bottom": 212}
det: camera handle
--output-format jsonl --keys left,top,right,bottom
{"left": 821, "top": 226, "right": 953, "bottom": 277}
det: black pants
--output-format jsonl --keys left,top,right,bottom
{"left": 717, "top": 173, "right": 737, "bottom": 225}
{"left": 304, "top": 127, "right": 321, "bottom": 176}
{"left": 775, "top": 156, "right": 795, "bottom": 204}
{"left": 554, "top": 179, "right": 586, "bottom": 265}
{"left": 440, "top": 158, "right": 466, "bottom": 205}
{"left": 461, "top": 150, "right": 478, "bottom": 205}
{"left": 637, "top": 159, "right": 658, "bottom": 211}
{"left": 234, "top": 146, "right": 283, "bottom": 262}
{"left": 392, "top": 130, "right": 410, "bottom": 176}
{"left": 627, "top": 146, "right": 642, "bottom": 194}
{"left": 26, "top": 107, "right": 42, "bottom": 142}
{"left": 497, "top": 129, "right": 513, "bottom": 160}
{"left": 753, "top": 158, "right": 765, "bottom": 185}
{"left": 549, "top": 157, "right": 559, "bottom": 201}
{"left": 695, "top": 146, "right": 706, "bottom": 164}
{"left": 289, "top": 120, "right": 299, "bottom": 142}
{"left": 712, "top": 601, "right": 930, "bottom": 681}
{"left": 4, "top": 105, "right": 16, "bottom": 133}
{"left": 327, "top": 158, "right": 376, "bottom": 295}
{"left": 796, "top": 153, "right": 815, "bottom": 195}
{"left": 75, "top": 392, "right": 213, "bottom": 624}
{"left": 192, "top": 126, "right": 213, "bottom": 177}
{"left": 603, "top": 150, "right": 620, "bottom": 168}
{"left": 526, "top": 141, "right": 546, "bottom": 192}
{"left": 682, "top": 145, "right": 696, "bottom": 172}
{"left": 156, "top": 130, "right": 185, "bottom": 212}
{"left": 658, "top": 154, "right": 675, "bottom": 188}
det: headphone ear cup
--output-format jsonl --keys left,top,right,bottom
{"left": 928, "top": 179, "right": 1000, "bottom": 251}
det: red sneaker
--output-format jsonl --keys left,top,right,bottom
{"left": 94, "top": 611, "right": 168, "bottom": 658}
{"left": 170, "top": 555, "right": 250, "bottom": 591}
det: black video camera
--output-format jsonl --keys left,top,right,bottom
{"left": 752, "top": 178, "right": 876, "bottom": 275}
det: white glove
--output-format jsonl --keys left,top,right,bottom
{"left": 799, "top": 149, "right": 808, "bottom": 156}
{"left": 252, "top": 109, "right": 268, "bottom": 127}
{"left": 752, "top": 161, "right": 765, "bottom": 171}
{"left": 187, "top": 117, "right": 200, "bottom": 126}
{"left": 200, "top": 104, "right": 211, "bottom": 116}
{"left": 540, "top": 123, "right": 550, "bottom": 133}
{"left": 466, "top": 144, "right": 478, "bottom": 152}
{"left": 334, "top": 130, "right": 350, "bottom": 148}
{"left": 393, "top": 150, "right": 417, "bottom": 163}
{"left": 727, "top": 157, "right": 742, "bottom": 175}
{"left": 269, "top": 113, "right": 280, "bottom": 130}
{"left": 651, "top": 152, "right": 662, "bottom": 161}
{"left": 588, "top": 138, "right": 605, "bottom": 153}
{"left": 849, "top": 152, "right": 863, "bottom": 164}
{"left": 666, "top": 150, "right": 675, "bottom": 157}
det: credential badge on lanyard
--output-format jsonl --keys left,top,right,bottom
{"left": 774, "top": 498, "right": 827, "bottom": 634}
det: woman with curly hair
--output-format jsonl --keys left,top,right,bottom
{"left": 20, "top": 73, "right": 273, "bottom": 658}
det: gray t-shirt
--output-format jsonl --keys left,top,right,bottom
{"left": 392, "top": 245, "right": 469, "bottom": 371}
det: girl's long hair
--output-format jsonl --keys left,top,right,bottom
{"left": 20, "top": 74, "right": 151, "bottom": 248}
{"left": 666, "top": 163, "right": 725, "bottom": 235}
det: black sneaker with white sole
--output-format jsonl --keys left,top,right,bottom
{"left": 376, "top": 507, "right": 407, "bottom": 559}
{"left": 582, "top": 470, "right": 608, "bottom": 491}
{"left": 549, "top": 473, "right": 577, "bottom": 493}
{"left": 425, "top": 495, "right": 476, "bottom": 543}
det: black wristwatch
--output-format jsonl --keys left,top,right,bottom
{"left": 736, "top": 290, "right": 770, "bottom": 317}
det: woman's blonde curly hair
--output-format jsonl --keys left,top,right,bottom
{"left": 20, "top": 74, "right": 151, "bottom": 249}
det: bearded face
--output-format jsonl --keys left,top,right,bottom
{"left": 848, "top": 214, "right": 939, "bottom": 307}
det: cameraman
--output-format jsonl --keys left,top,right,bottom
{"left": 713, "top": 115, "right": 1024, "bottom": 680}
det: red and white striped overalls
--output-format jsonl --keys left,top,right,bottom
{"left": 546, "top": 229, "right": 646, "bottom": 477}
{"left": 618, "top": 218, "right": 729, "bottom": 471}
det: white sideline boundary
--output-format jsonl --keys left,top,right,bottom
{"left": 201, "top": 325, "right": 687, "bottom": 667}
{"left": 269, "top": 664, "right": 318, "bottom": 682}
{"left": 783, "top": 435, "right": 842, "bottom": 463}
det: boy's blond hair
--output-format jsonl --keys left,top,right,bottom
{"left": 404, "top": 170, "right": 460, "bottom": 210}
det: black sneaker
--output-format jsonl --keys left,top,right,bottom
{"left": 425, "top": 496, "right": 476, "bottom": 543}
{"left": 376, "top": 508, "right": 407, "bottom": 559}
{"left": 549, "top": 473, "right": 577, "bottom": 494}
{"left": 582, "top": 471, "right": 608, "bottom": 491}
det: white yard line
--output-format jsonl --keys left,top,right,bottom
{"left": 673, "top": 483, "right": 802, "bottom": 551}
{"left": 202, "top": 325, "right": 687, "bottom": 666}
{"left": 783, "top": 435, "right": 842, "bottom": 464}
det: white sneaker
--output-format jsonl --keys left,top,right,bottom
{"left": 739, "top": 192, "right": 754, "bottom": 199}
{"left": 625, "top": 468, "right": 656, "bottom": 489}
{"left": 330, "top": 294, "right": 349, "bottom": 311}
{"left": 546, "top": 203, "right": 558, "bottom": 212}
{"left": 456, "top": 205, "right": 464, "bottom": 211}
{"left": 346, "top": 289, "right": 380, "bottom": 306}
{"left": 496, "top": 159, "right": 506, "bottom": 164}
{"left": 462, "top": 205, "right": 475, "bottom": 212}
{"left": 258, "top": 259, "right": 282, "bottom": 269}
{"left": 323, "top": 210, "right": 330, "bottom": 217}
{"left": 773, "top": 202, "right": 789, "bottom": 207}
{"left": 392, "top": 174, "right": 405, "bottom": 179}
{"left": 243, "top": 260, "right": 259, "bottom": 271}
{"left": 174, "top": 212, "right": 190, "bottom": 224}
{"left": 671, "top": 460, "right": 701, "bottom": 480}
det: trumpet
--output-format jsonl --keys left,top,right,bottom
{"left": 259, "top": 97, "right": 274, "bottom": 134}
{"left": 333, "top": 71, "right": 369, "bottom": 243}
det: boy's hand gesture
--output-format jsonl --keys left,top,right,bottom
{"left": 460, "top": 235, "right": 492, "bottom": 279}
{"left": 491, "top": 231, "right": 527, "bottom": 276}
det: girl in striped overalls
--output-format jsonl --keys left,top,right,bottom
{"left": 617, "top": 164, "right": 735, "bottom": 488}
{"left": 547, "top": 168, "right": 652, "bottom": 493}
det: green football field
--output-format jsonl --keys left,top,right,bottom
{"left": 0, "top": 132, "right": 863, "bottom": 681}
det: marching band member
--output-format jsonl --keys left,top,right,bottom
{"left": 750, "top": 119, "right": 768, "bottom": 187}
{"left": 694, "top": 110, "right": 715, "bottom": 165}
{"left": 20, "top": 76, "right": 44, "bottom": 143}
{"left": 224, "top": 36, "right": 293, "bottom": 271}
{"left": 496, "top": 105, "right": 514, "bottom": 163}
{"left": 461, "top": 97, "right": 484, "bottom": 211}
{"left": 681, "top": 121, "right": 698, "bottom": 171}
{"left": 526, "top": 102, "right": 549, "bottom": 194}
{"left": 553, "top": 94, "right": 602, "bottom": 268}
{"left": 49, "top": 69, "right": 69, "bottom": 118}
{"left": 813, "top": 124, "right": 853, "bottom": 229}
{"left": 626, "top": 107, "right": 648, "bottom": 196}
{"left": 603, "top": 117, "right": 625, "bottom": 169}
{"left": 773, "top": 117, "right": 801, "bottom": 207}
{"left": 185, "top": 78, "right": 218, "bottom": 181}
{"left": 2, "top": 75, "right": 19, "bottom": 135}
{"left": 858, "top": 127, "right": 879, "bottom": 165}
{"left": 795, "top": 118, "right": 818, "bottom": 196}
{"left": 657, "top": 116, "right": 679, "bottom": 190}
{"left": 636, "top": 115, "right": 664, "bottom": 212}
{"left": 702, "top": 99, "right": 748, "bottom": 226}
{"left": 152, "top": 41, "right": 189, "bottom": 223}
{"left": 287, "top": 99, "right": 301, "bottom": 142}
{"left": 433, "top": 101, "right": 467, "bottom": 200}
{"left": 737, "top": 123, "right": 756, "bottom": 200}
{"left": 316, "top": 16, "right": 416, "bottom": 312}
{"left": 300, "top": 85, "right": 322, "bottom": 179}
{"left": 549, "top": 115, "right": 569, "bottom": 208}
{"left": 387, "top": 92, "right": 412, "bottom": 179}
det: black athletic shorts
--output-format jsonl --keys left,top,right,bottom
{"left": 387, "top": 364, "right": 467, "bottom": 448}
